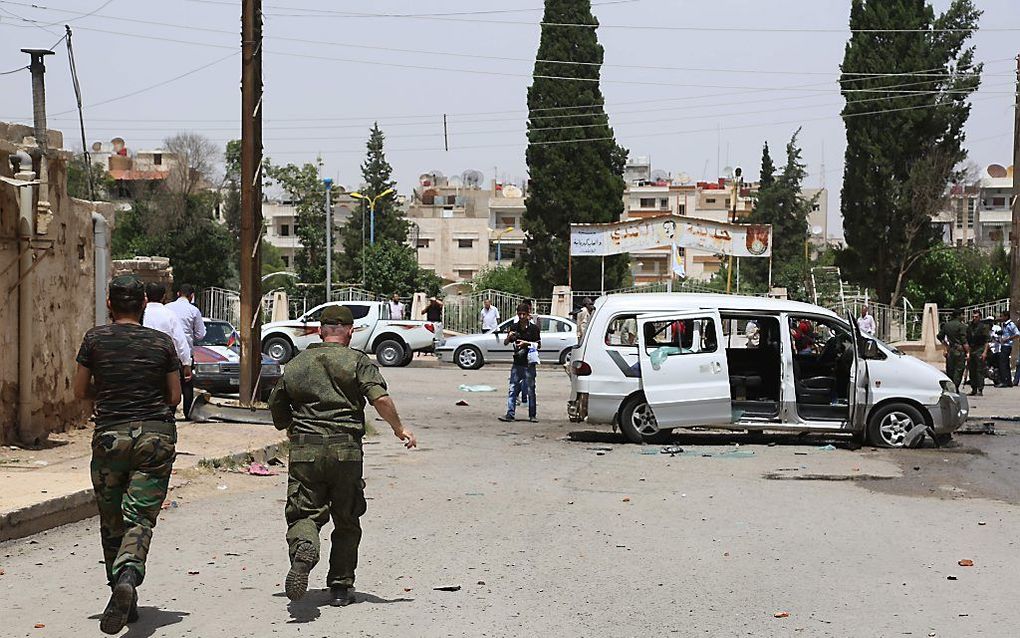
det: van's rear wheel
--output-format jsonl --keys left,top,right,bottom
{"left": 867, "top": 403, "right": 926, "bottom": 448}
{"left": 619, "top": 395, "right": 672, "bottom": 444}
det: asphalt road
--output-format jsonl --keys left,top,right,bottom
{"left": 3, "top": 361, "right": 1020, "bottom": 637}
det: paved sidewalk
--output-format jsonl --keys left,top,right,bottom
{"left": 963, "top": 384, "right": 1020, "bottom": 420}
{"left": 0, "top": 420, "right": 286, "bottom": 541}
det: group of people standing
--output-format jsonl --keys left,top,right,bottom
{"left": 938, "top": 309, "right": 1018, "bottom": 396}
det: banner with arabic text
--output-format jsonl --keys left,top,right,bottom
{"left": 569, "top": 214, "right": 771, "bottom": 258}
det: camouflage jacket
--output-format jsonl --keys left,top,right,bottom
{"left": 937, "top": 319, "right": 968, "bottom": 348}
{"left": 268, "top": 342, "right": 389, "bottom": 436}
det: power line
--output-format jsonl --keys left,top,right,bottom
{"left": 0, "top": 63, "right": 28, "bottom": 75}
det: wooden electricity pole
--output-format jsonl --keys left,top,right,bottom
{"left": 239, "top": 0, "right": 263, "bottom": 405}
{"left": 1010, "top": 55, "right": 1020, "bottom": 321}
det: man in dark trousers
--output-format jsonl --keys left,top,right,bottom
{"left": 269, "top": 305, "right": 416, "bottom": 607}
{"left": 499, "top": 303, "right": 541, "bottom": 423}
{"left": 937, "top": 308, "right": 968, "bottom": 390}
{"left": 72, "top": 275, "right": 182, "bottom": 634}
{"left": 966, "top": 310, "right": 991, "bottom": 396}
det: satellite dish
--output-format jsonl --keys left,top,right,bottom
{"left": 111, "top": 137, "right": 125, "bottom": 152}
{"left": 987, "top": 164, "right": 1007, "bottom": 178}
{"left": 91, "top": 141, "right": 103, "bottom": 152}
{"left": 502, "top": 184, "right": 523, "bottom": 198}
{"left": 429, "top": 170, "right": 446, "bottom": 185}
{"left": 676, "top": 172, "right": 692, "bottom": 185}
{"left": 462, "top": 169, "right": 484, "bottom": 188}
{"left": 650, "top": 169, "right": 669, "bottom": 182}
{"left": 811, "top": 225, "right": 823, "bottom": 236}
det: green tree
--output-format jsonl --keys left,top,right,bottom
{"left": 471, "top": 265, "right": 533, "bottom": 297}
{"left": 838, "top": 0, "right": 982, "bottom": 305}
{"left": 67, "top": 153, "right": 114, "bottom": 201}
{"left": 338, "top": 123, "right": 407, "bottom": 280}
{"left": 521, "top": 0, "right": 629, "bottom": 295}
{"left": 905, "top": 246, "right": 1008, "bottom": 308}
{"left": 265, "top": 159, "right": 327, "bottom": 285}
{"left": 362, "top": 240, "right": 442, "bottom": 297}
{"left": 743, "top": 132, "right": 817, "bottom": 298}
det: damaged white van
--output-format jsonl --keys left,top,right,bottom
{"left": 567, "top": 293, "right": 968, "bottom": 447}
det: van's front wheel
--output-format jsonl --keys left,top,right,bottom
{"left": 619, "top": 395, "right": 672, "bottom": 444}
{"left": 867, "top": 403, "right": 926, "bottom": 448}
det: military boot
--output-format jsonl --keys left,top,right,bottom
{"left": 100, "top": 568, "right": 140, "bottom": 634}
{"left": 285, "top": 541, "right": 317, "bottom": 601}
{"left": 329, "top": 586, "right": 353, "bottom": 607}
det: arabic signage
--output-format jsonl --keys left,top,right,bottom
{"left": 569, "top": 215, "right": 772, "bottom": 258}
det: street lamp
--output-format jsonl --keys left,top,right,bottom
{"left": 323, "top": 178, "right": 333, "bottom": 301}
{"left": 351, "top": 188, "right": 395, "bottom": 246}
{"left": 489, "top": 226, "right": 515, "bottom": 265}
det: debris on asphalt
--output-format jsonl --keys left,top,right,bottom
{"left": 477, "top": 580, "right": 486, "bottom": 585}
{"left": 246, "top": 462, "right": 276, "bottom": 476}
{"left": 458, "top": 384, "right": 496, "bottom": 392}
{"left": 622, "top": 497, "right": 631, "bottom": 502}
{"left": 716, "top": 449, "right": 755, "bottom": 459}
{"left": 587, "top": 446, "right": 613, "bottom": 452}
{"left": 455, "top": 400, "right": 470, "bottom": 406}
{"left": 817, "top": 444, "right": 837, "bottom": 451}
{"left": 947, "top": 575, "right": 958, "bottom": 581}
{"left": 434, "top": 585, "right": 461, "bottom": 592}
{"left": 774, "top": 611, "right": 790, "bottom": 618}
{"left": 958, "top": 559, "right": 974, "bottom": 567}
{"left": 661, "top": 445, "right": 684, "bottom": 456}
{"left": 188, "top": 570, "right": 200, "bottom": 575}
{"left": 33, "top": 623, "right": 44, "bottom": 629}
{"left": 216, "top": 485, "right": 228, "bottom": 490}
{"left": 978, "top": 521, "right": 987, "bottom": 526}
{"left": 958, "top": 421, "right": 996, "bottom": 435}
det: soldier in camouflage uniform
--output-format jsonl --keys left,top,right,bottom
{"left": 966, "top": 310, "right": 992, "bottom": 396}
{"left": 73, "top": 275, "right": 182, "bottom": 635}
{"left": 269, "top": 305, "right": 416, "bottom": 607}
{"left": 937, "top": 309, "right": 968, "bottom": 390}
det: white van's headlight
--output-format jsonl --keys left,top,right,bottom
{"left": 940, "top": 380, "right": 957, "bottom": 395}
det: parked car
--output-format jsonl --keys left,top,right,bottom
{"left": 261, "top": 301, "right": 437, "bottom": 366}
{"left": 193, "top": 319, "right": 282, "bottom": 400}
{"left": 567, "top": 293, "right": 968, "bottom": 448}
{"left": 436, "top": 315, "right": 577, "bottom": 370}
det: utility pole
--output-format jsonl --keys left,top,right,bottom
{"left": 324, "top": 177, "right": 333, "bottom": 302}
{"left": 239, "top": 0, "right": 263, "bottom": 406}
{"left": 1008, "top": 55, "right": 1020, "bottom": 322}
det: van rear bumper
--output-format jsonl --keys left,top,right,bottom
{"left": 928, "top": 392, "right": 968, "bottom": 433}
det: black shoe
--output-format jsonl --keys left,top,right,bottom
{"left": 100, "top": 568, "right": 139, "bottom": 634}
{"left": 498, "top": 414, "right": 515, "bottom": 422}
{"left": 127, "top": 591, "right": 139, "bottom": 623}
{"left": 329, "top": 586, "right": 353, "bottom": 607}
{"left": 285, "top": 541, "right": 317, "bottom": 601}
{"left": 528, "top": 417, "right": 538, "bottom": 423}
{"left": 977, "top": 389, "right": 983, "bottom": 396}
{"left": 968, "top": 391, "right": 978, "bottom": 396}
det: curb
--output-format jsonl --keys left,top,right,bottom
{"left": 0, "top": 440, "right": 286, "bottom": 543}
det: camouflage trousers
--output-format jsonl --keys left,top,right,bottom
{"left": 90, "top": 422, "right": 176, "bottom": 586}
{"left": 968, "top": 350, "right": 987, "bottom": 391}
{"left": 285, "top": 436, "right": 366, "bottom": 589}
{"left": 946, "top": 348, "right": 966, "bottom": 389}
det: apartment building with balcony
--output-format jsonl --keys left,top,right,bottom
{"left": 933, "top": 164, "right": 1014, "bottom": 250}
{"left": 262, "top": 190, "right": 357, "bottom": 271}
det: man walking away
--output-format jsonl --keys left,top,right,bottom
{"left": 937, "top": 309, "right": 968, "bottom": 390}
{"left": 73, "top": 276, "right": 182, "bottom": 634}
{"left": 576, "top": 298, "right": 594, "bottom": 341}
{"left": 997, "top": 310, "right": 1017, "bottom": 387}
{"left": 388, "top": 293, "right": 405, "bottom": 320}
{"left": 167, "top": 284, "right": 206, "bottom": 417}
{"left": 857, "top": 305, "right": 876, "bottom": 337}
{"left": 479, "top": 298, "right": 500, "bottom": 333}
{"left": 269, "top": 306, "right": 416, "bottom": 607}
{"left": 143, "top": 282, "right": 192, "bottom": 403}
{"left": 422, "top": 296, "right": 445, "bottom": 346}
{"left": 965, "top": 311, "right": 991, "bottom": 396}
{"left": 499, "top": 303, "right": 541, "bottom": 423}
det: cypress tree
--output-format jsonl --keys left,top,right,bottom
{"left": 838, "top": 0, "right": 981, "bottom": 304}
{"left": 521, "top": 0, "right": 629, "bottom": 295}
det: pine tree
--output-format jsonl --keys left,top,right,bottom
{"left": 744, "top": 133, "right": 816, "bottom": 297}
{"left": 521, "top": 0, "right": 629, "bottom": 295}
{"left": 839, "top": 0, "right": 981, "bottom": 305}
{"left": 264, "top": 159, "right": 326, "bottom": 287}
{"left": 337, "top": 123, "right": 407, "bottom": 282}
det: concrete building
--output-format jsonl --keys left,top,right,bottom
{"left": 261, "top": 191, "right": 357, "bottom": 272}
{"left": 1, "top": 122, "right": 115, "bottom": 445}
{"left": 90, "top": 137, "right": 178, "bottom": 205}
{"left": 933, "top": 164, "right": 1014, "bottom": 250}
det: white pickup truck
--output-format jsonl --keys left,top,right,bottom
{"left": 261, "top": 300, "right": 437, "bottom": 366}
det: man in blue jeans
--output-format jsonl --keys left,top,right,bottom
{"left": 499, "top": 303, "right": 541, "bottom": 423}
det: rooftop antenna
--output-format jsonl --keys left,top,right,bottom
{"left": 820, "top": 140, "right": 826, "bottom": 190}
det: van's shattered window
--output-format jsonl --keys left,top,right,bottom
{"left": 642, "top": 318, "right": 718, "bottom": 354}
{"left": 605, "top": 315, "right": 638, "bottom": 346}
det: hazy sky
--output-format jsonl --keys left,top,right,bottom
{"left": 1, "top": 0, "right": 1018, "bottom": 236}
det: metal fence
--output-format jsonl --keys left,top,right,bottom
{"left": 442, "top": 289, "right": 551, "bottom": 334}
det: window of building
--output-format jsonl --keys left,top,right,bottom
{"left": 639, "top": 197, "right": 656, "bottom": 208}
{"left": 456, "top": 269, "right": 474, "bottom": 279}
{"left": 678, "top": 204, "right": 686, "bottom": 215}
{"left": 417, "top": 238, "right": 431, "bottom": 249}
{"left": 281, "top": 255, "right": 290, "bottom": 267}
{"left": 724, "top": 198, "right": 731, "bottom": 208}
{"left": 811, "top": 203, "right": 821, "bottom": 212}
{"left": 280, "top": 224, "right": 290, "bottom": 236}
{"left": 457, "top": 238, "right": 474, "bottom": 248}
{"left": 153, "top": 153, "right": 162, "bottom": 166}
{"left": 499, "top": 216, "right": 515, "bottom": 228}
{"left": 659, "top": 198, "right": 669, "bottom": 209}
{"left": 992, "top": 197, "right": 1007, "bottom": 208}
{"left": 705, "top": 198, "right": 717, "bottom": 204}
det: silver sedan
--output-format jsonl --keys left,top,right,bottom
{"left": 436, "top": 315, "right": 578, "bottom": 370}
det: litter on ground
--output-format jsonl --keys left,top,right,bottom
{"left": 458, "top": 384, "right": 497, "bottom": 392}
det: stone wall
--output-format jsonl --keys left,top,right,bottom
{"left": 0, "top": 122, "right": 115, "bottom": 444}
{"left": 112, "top": 256, "right": 173, "bottom": 301}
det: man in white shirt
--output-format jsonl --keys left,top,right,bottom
{"left": 575, "top": 298, "right": 594, "bottom": 340}
{"left": 479, "top": 298, "right": 500, "bottom": 333}
{"left": 144, "top": 282, "right": 192, "bottom": 414}
{"left": 857, "top": 305, "right": 876, "bottom": 336}
{"left": 167, "top": 283, "right": 206, "bottom": 416}
{"left": 388, "top": 293, "right": 405, "bottom": 320}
